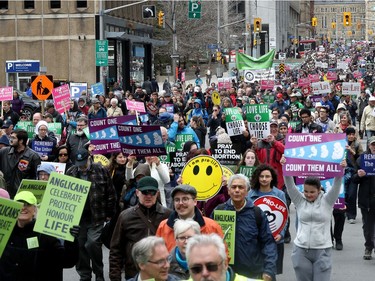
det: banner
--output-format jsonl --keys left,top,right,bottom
{"left": 283, "top": 133, "right": 346, "bottom": 178}
{"left": 52, "top": 84, "right": 71, "bottom": 114}
{"left": 0, "top": 86, "right": 13, "bottom": 101}
{"left": 117, "top": 124, "right": 166, "bottom": 157}
{"left": 0, "top": 198, "right": 22, "bottom": 257}
{"left": 236, "top": 49, "right": 275, "bottom": 70}
{"left": 245, "top": 104, "right": 271, "bottom": 139}
{"left": 253, "top": 196, "right": 288, "bottom": 237}
{"left": 224, "top": 108, "right": 245, "bottom": 137}
{"left": 17, "top": 179, "right": 48, "bottom": 204}
{"left": 213, "top": 210, "right": 236, "bottom": 264}
{"left": 244, "top": 68, "right": 275, "bottom": 83}
{"left": 342, "top": 82, "right": 361, "bottom": 96}
{"left": 34, "top": 172, "right": 91, "bottom": 242}
{"left": 125, "top": 100, "right": 146, "bottom": 113}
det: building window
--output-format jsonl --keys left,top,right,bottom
{"left": 77, "top": 0, "right": 87, "bottom": 8}
{"left": 0, "top": 0, "right": 8, "bottom": 9}
{"left": 24, "top": 0, "right": 35, "bottom": 9}
{"left": 50, "top": 0, "right": 61, "bottom": 9}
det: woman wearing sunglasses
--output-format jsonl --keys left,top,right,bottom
{"left": 54, "top": 145, "right": 73, "bottom": 173}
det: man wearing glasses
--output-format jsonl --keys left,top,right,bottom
{"left": 293, "top": 108, "right": 323, "bottom": 133}
{"left": 128, "top": 236, "right": 179, "bottom": 281}
{"left": 186, "top": 234, "right": 261, "bottom": 281}
{"left": 156, "top": 184, "right": 224, "bottom": 251}
{"left": 109, "top": 176, "right": 172, "bottom": 281}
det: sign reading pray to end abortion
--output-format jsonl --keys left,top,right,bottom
{"left": 283, "top": 133, "right": 346, "bottom": 178}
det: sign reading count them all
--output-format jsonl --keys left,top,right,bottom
{"left": 96, "top": 40, "right": 108, "bottom": 66}
{"left": 188, "top": 0, "right": 201, "bottom": 19}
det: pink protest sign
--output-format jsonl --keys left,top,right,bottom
{"left": 125, "top": 100, "right": 146, "bottom": 113}
{"left": 298, "top": 78, "right": 310, "bottom": 87}
{"left": 326, "top": 71, "right": 337, "bottom": 81}
{"left": 353, "top": 71, "right": 362, "bottom": 79}
{"left": 0, "top": 87, "right": 13, "bottom": 101}
{"left": 52, "top": 84, "right": 71, "bottom": 114}
{"left": 308, "top": 74, "right": 320, "bottom": 83}
{"left": 283, "top": 133, "right": 346, "bottom": 178}
{"left": 260, "top": 80, "right": 275, "bottom": 90}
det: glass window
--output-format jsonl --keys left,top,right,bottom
{"left": 50, "top": 0, "right": 61, "bottom": 9}
{"left": 0, "top": 0, "right": 8, "bottom": 10}
{"left": 24, "top": 0, "right": 34, "bottom": 9}
{"left": 77, "top": 0, "right": 87, "bottom": 8}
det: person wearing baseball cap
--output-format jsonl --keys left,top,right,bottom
{"left": 109, "top": 176, "right": 172, "bottom": 280}
{"left": 156, "top": 184, "right": 224, "bottom": 252}
{"left": 269, "top": 92, "right": 289, "bottom": 118}
{"left": 0, "top": 190, "right": 80, "bottom": 280}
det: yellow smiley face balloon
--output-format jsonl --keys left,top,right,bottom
{"left": 181, "top": 155, "right": 223, "bottom": 200}
{"left": 212, "top": 91, "right": 221, "bottom": 106}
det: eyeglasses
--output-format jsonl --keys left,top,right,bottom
{"left": 190, "top": 261, "right": 223, "bottom": 274}
{"left": 176, "top": 236, "right": 192, "bottom": 242}
{"left": 140, "top": 190, "right": 157, "bottom": 196}
{"left": 39, "top": 128, "right": 47, "bottom": 132}
{"left": 148, "top": 255, "right": 172, "bottom": 266}
{"left": 59, "top": 153, "right": 68, "bottom": 157}
{"left": 173, "top": 197, "right": 193, "bottom": 204}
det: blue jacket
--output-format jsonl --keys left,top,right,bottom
{"left": 167, "top": 121, "right": 200, "bottom": 148}
{"left": 248, "top": 188, "right": 287, "bottom": 243}
{"left": 213, "top": 199, "right": 277, "bottom": 279}
{"left": 188, "top": 99, "right": 208, "bottom": 125}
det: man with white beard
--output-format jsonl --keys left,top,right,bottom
{"left": 66, "top": 116, "right": 89, "bottom": 162}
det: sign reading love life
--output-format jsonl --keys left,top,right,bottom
{"left": 283, "top": 133, "right": 346, "bottom": 178}
{"left": 245, "top": 104, "right": 271, "bottom": 139}
{"left": 224, "top": 108, "right": 245, "bottom": 137}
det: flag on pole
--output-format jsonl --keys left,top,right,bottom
{"left": 236, "top": 49, "right": 275, "bottom": 70}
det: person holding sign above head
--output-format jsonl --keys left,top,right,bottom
{"left": 248, "top": 164, "right": 287, "bottom": 276}
{"left": 352, "top": 136, "right": 375, "bottom": 260}
{"left": 168, "top": 114, "right": 200, "bottom": 148}
{"left": 280, "top": 155, "right": 346, "bottom": 281}
{"left": 0, "top": 191, "right": 80, "bottom": 281}
{"left": 186, "top": 234, "right": 263, "bottom": 281}
{"left": 213, "top": 174, "right": 277, "bottom": 281}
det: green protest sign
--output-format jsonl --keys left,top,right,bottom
{"left": 16, "top": 121, "right": 35, "bottom": 138}
{"left": 47, "top": 123, "right": 62, "bottom": 135}
{"left": 34, "top": 172, "right": 91, "bottom": 241}
{"left": 239, "top": 166, "right": 256, "bottom": 179}
{"left": 17, "top": 179, "right": 48, "bottom": 204}
{"left": 245, "top": 104, "right": 271, "bottom": 139}
{"left": 224, "top": 107, "right": 245, "bottom": 137}
{"left": 213, "top": 210, "right": 236, "bottom": 264}
{"left": 159, "top": 143, "right": 176, "bottom": 164}
{"left": 262, "top": 95, "right": 275, "bottom": 105}
{"left": 175, "top": 134, "right": 193, "bottom": 151}
{"left": 0, "top": 198, "right": 22, "bottom": 257}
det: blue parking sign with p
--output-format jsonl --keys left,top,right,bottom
{"left": 70, "top": 82, "right": 88, "bottom": 100}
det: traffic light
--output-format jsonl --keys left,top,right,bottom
{"left": 158, "top": 11, "right": 165, "bottom": 27}
{"left": 253, "top": 38, "right": 257, "bottom": 46}
{"left": 246, "top": 23, "right": 251, "bottom": 31}
{"left": 343, "top": 12, "right": 351, "bottom": 27}
{"left": 216, "top": 52, "right": 222, "bottom": 61}
{"left": 254, "top": 18, "right": 261, "bottom": 33}
{"left": 312, "top": 17, "right": 317, "bottom": 27}
{"left": 331, "top": 22, "right": 336, "bottom": 29}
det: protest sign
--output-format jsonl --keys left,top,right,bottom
{"left": 224, "top": 107, "right": 245, "bottom": 137}
{"left": 326, "top": 71, "right": 337, "bottom": 81}
{"left": 31, "top": 140, "right": 55, "bottom": 156}
{"left": 360, "top": 154, "right": 375, "bottom": 176}
{"left": 93, "top": 154, "right": 110, "bottom": 166}
{"left": 181, "top": 155, "right": 223, "bottom": 200}
{"left": 159, "top": 143, "right": 176, "bottom": 164}
{"left": 253, "top": 196, "right": 288, "bottom": 237}
{"left": 311, "top": 81, "right": 330, "bottom": 95}
{"left": 117, "top": 124, "right": 166, "bottom": 157}
{"left": 91, "top": 82, "right": 104, "bottom": 96}
{"left": 34, "top": 172, "right": 91, "bottom": 242}
{"left": 125, "top": 100, "right": 146, "bottom": 113}
{"left": 211, "top": 91, "right": 221, "bottom": 106}
{"left": 41, "top": 162, "right": 66, "bottom": 174}
{"left": 260, "top": 80, "right": 274, "bottom": 90}
{"left": 213, "top": 210, "right": 236, "bottom": 264}
{"left": 0, "top": 198, "right": 22, "bottom": 257}
{"left": 175, "top": 134, "right": 193, "bottom": 151}
{"left": 169, "top": 151, "right": 188, "bottom": 174}
{"left": 52, "top": 84, "right": 71, "bottom": 114}
{"left": 222, "top": 165, "right": 234, "bottom": 179}
{"left": 243, "top": 69, "right": 275, "bottom": 83}
{"left": 308, "top": 74, "right": 320, "bottom": 83}
{"left": 17, "top": 179, "right": 48, "bottom": 204}
{"left": 211, "top": 143, "right": 241, "bottom": 165}
{"left": 283, "top": 133, "right": 346, "bottom": 178}
{"left": 0, "top": 86, "right": 13, "bottom": 101}
{"left": 239, "top": 166, "right": 256, "bottom": 179}
{"left": 245, "top": 104, "right": 271, "bottom": 139}
{"left": 342, "top": 82, "right": 361, "bottom": 96}
{"left": 16, "top": 121, "right": 35, "bottom": 138}
{"left": 298, "top": 78, "right": 310, "bottom": 87}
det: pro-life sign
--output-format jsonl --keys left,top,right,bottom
{"left": 342, "top": 82, "right": 361, "bottom": 96}
{"left": 245, "top": 104, "right": 270, "bottom": 139}
{"left": 224, "top": 107, "right": 245, "bottom": 137}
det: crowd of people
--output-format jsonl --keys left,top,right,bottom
{"left": 0, "top": 40, "right": 374, "bottom": 281}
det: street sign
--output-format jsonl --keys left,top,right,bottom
{"left": 166, "top": 65, "right": 171, "bottom": 74}
{"left": 31, "top": 75, "right": 54, "bottom": 100}
{"left": 188, "top": 0, "right": 201, "bottom": 19}
{"left": 95, "top": 40, "right": 108, "bottom": 66}
{"left": 6, "top": 60, "right": 40, "bottom": 73}
{"left": 170, "top": 54, "right": 180, "bottom": 59}
{"left": 142, "top": 5, "right": 156, "bottom": 18}
{"left": 208, "top": 44, "right": 218, "bottom": 50}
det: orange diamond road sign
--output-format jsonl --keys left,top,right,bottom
{"left": 31, "top": 75, "right": 54, "bottom": 100}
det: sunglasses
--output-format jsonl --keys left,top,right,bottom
{"left": 190, "top": 262, "right": 222, "bottom": 274}
{"left": 59, "top": 153, "right": 68, "bottom": 156}
{"left": 140, "top": 190, "right": 157, "bottom": 196}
